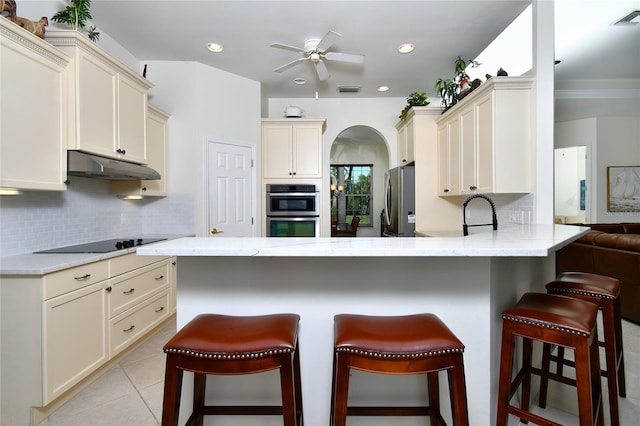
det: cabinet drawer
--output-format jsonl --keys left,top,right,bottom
{"left": 43, "top": 261, "right": 109, "bottom": 300}
{"left": 109, "top": 261, "right": 169, "bottom": 317}
{"left": 109, "top": 290, "right": 170, "bottom": 357}
{"left": 110, "top": 253, "right": 167, "bottom": 277}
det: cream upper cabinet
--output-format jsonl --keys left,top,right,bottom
{"left": 111, "top": 104, "right": 169, "bottom": 197}
{"left": 45, "top": 30, "right": 153, "bottom": 164}
{"left": 437, "top": 114, "right": 461, "bottom": 196}
{"left": 436, "top": 77, "right": 533, "bottom": 196}
{"left": 262, "top": 119, "right": 326, "bottom": 179}
{"left": 0, "top": 18, "right": 70, "bottom": 191}
{"left": 396, "top": 107, "right": 435, "bottom": 166}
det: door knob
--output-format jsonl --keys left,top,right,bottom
{"left": 211, "top": 228, "right": 223, "bottom": 235}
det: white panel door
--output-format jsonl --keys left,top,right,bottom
{"left": 208, "top": 142, "right": 254, "bottom": 237}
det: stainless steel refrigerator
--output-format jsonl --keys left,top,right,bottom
{"left": 382, "top": 164, "right": 415, "bottom": 237}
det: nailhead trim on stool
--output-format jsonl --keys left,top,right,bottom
{"left": 330, "top": 313, "right": 469, "bottom": 426}
{"left": 161, "top": 313, "right": 303, "bottom": 426}
{"left": 496, "top": 292, "right": 604, "bottom": 426}
{"left": 540, "top": 272, "right": 626, "bottom": 426}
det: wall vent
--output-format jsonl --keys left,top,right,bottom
{"left": 337, "top": 85, "right": 361, "bottom": 93}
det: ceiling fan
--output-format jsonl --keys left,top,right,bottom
{"left": 270, "top": 30, "right": 364, "bottom": 81}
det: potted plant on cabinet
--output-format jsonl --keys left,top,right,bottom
{"left": 399, "top": 91, "right": 430, "bottom": 121}
{"left": 434, "top": 56, "right": 474, "bottom": 112}
{"left": 51, "top": 0, "right": 99, "bottom": 41}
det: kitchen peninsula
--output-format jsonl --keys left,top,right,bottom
{"left": 137, "top": 224, "right": 587, "bottom": 426}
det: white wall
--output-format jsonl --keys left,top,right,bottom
{"left": 555, "top": 116, "right": 640, "bottom": 223}
{"left": 133, "top": 61, "right": 261, "bottom": 237}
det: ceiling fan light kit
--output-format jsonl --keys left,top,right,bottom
{"left": 270, "top": 30, "right": 364, "bottom": 81}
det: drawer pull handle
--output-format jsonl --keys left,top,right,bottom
{"left": 155, "top": 275, "right": 165, "bottom": 280}
{"left": 123, "top": 288, "right": 135, "bottom": 295}
{"left": 155, "top": 306, "right": 165, "bottom": 313}
{"left": 74, "top": 274, "right": 91, "bottom": 280}
{"left": 123, "top": 325, "right": 135, "bottom": 333}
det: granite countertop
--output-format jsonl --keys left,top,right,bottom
{"left": 0, "top": 234, "right": 191, "bottom": 275}
{"left": 136, "top": 225, "right": 588, "bottom": 258}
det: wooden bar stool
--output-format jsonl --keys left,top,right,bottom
{"left": 497, "top": 292, "right": 604, "bottom": 426}
{"left": 330, "top": 313, "right": 469, "bottom": 426}
{"left": 161, "top": 313, "right": 303, "bottom": 426}
{"left": 540, "top": 272, "right": 626, "bottom": 426}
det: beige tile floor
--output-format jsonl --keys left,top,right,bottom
{"left": 38, "top": 317, "right": 640, "bottom": 426}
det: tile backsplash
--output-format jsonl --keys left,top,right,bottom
{"left": 0, "top": 177, "right": 194, "bottom": 257}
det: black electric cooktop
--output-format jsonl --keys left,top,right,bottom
{"left": 35, "top": 238, "right": 167, "bottom": 254}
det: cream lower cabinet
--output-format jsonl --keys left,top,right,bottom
{"left": 0, "top": 18, "right": 69, "bottom": 191}
{"left": 43, "top": 281, "right": 108, "bottom": 402}
{"left": 45, "top": 30, "right": 153, "bottom": 164}
{"left": 262, "top": 119, "right": 326, "bottom": 179}
{"left": 0, "top": 254, "right": 173, "bottom": 425}
{"left": 436, "top": 76, "right": 533, "bottom": 196}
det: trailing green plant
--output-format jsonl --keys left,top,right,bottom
{"left": 51, "top": 0, "right": 100, "bottom": 42}
{"left": 399, "top": 91, "right": 430, "bottom": 121}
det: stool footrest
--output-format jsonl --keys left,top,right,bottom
{"left": 508, "top": 405, "right": 563, "bottom": 426}
{"left": 347, "top": 406, "right": 441, "bottom": 417}
{"left": 201, "top": 405, "right": 289, "bottom": 416}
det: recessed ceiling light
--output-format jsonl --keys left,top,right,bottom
{"left": 398, "top": 43, "right": 414, "bottom": 54}
{"left": 377, "top": 86, "right": 390, "bottom": 92}
{"left": 615, "top": 10, "right": 640, "bottom": 25}
{"left": 293, "top": 78, "right": 306, "bottom": 85}
{"left": 206, "top": 42, "right": 223, "bottom": 53}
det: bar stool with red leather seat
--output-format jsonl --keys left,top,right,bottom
{"left": 331, "top": 313, "right": 469, "bottom": 426}
{"left": 161, "top": 313, "right": 303, "bottom": 426}
{"left": 539, "top": 272, "right": 626, "bottom": 426}
{"left": 497, "top": 292, "right": 604, "bottom": 426}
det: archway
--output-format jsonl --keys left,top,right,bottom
{"left": 330, "top": 126, "right": 389, "bottom": 237}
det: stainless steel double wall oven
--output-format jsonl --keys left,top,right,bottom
{"left": 266, "top": 184, "right": 319, "bottom": 237}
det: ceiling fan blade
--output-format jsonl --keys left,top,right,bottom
{"left": 315, "top": 30, "right": 342, "bottom": 52}
{"left": 315, "top": 60, "right": 330, "bottom": 81}
{"left": 270, "top": 43, "right": 306, "bottom": 53}
{"left": 274, "top": 57, "right": 308, "bottom": 73}
{"left": 324, "top": 52, "right": 365, "bottom": 64}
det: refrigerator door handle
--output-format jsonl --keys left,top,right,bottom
{"left": 384, "top": 173, "right": 391, "bottom": 225}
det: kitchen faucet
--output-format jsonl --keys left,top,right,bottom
{"left": 462, "top": 194, "right": 498, "bottom": 236}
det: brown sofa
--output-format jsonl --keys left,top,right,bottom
{"left": 556, "top": 223, "right": 640, "bottom": 324}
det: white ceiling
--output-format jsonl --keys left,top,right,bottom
{"left": 89, "top": 0, "right": 532, "bottom": 99}
{"left": 86, "top": 0, "right": 639, "bottom": 102}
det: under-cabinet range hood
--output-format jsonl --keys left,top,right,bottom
{"left": 67, "top": 150, "right": 160, "bottom": 181}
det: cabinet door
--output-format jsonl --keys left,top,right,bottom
{"left": 76, "top": 51, "right": 118, "bottom": 158}
{"left": 293, "top": 126, "right": 322, "bottom": 178}
{"left": 447, "top": 115, "right": 461, "bottom": 195}
{"left": 437, "top": 123, "right": 450, "bottom": 195}
{"left": 117, "top": 74, "right": 147, "bottom": 163}
{"left": 262, "top": 125, "right": 293, "bottom": 178}
{"left": 475, "top": 93, "right": 494, "bottom": 193}
{"left": 398, "top": 123, "right": 415, "bottom": 165}
{"left": 43, "top": 281, "right": 108, "bottom": 403}
{"left": 0, "top": 28, "right": 68, "bottom": 191}
{"left": 142, "top": 106, "right": 168, "bottom": 194}
{"left": 460, "top": 105, "right": 477, "bottom": 194}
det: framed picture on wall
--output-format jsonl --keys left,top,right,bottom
{"left": 607, "top": 166, "right": 640, "bottom": 212}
